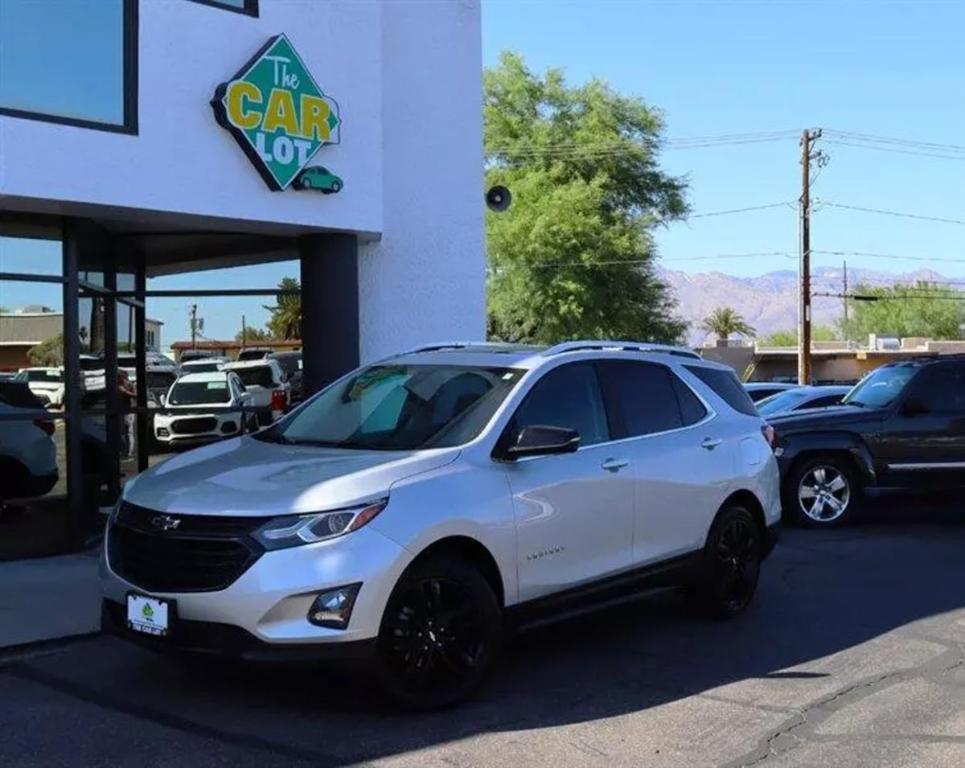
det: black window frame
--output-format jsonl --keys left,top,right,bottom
{"left": 185, "top": 0, "right": 259, "bottom": 17}
{"left": 0, "top": 0, "right": 139, "bottom": 135}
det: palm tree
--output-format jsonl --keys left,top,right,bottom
{"left": 700, "top": 307, "right": 755, "bottom": 342}
{"left": 264, "top": 277, "right": 302, "bottom": 340}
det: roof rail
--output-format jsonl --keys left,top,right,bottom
{"left": 398, "top": 341, "right": 534, "bottom": 356}
{"left": 541, "top": 340, "right": 701, "bottom": 360}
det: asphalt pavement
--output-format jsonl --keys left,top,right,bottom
{"left": 1, "top": 497, "right": 963, "bottom": 768}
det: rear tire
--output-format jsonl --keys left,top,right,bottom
{"left": 690, "top": 505, "right": 762, "bottom": 619}
{"left": 375, "top": 556, "right": 502, "bottom": 710}
{"left": 783, "top": 455, "right": 861, "bottom": 528}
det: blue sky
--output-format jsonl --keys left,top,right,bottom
{"left": 3, "top": 0, "right": 963, "bottom": 344}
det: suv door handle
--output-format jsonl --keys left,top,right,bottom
{"left": 700, "top": 437, "right": 723, "bottom": 451}
{"left": 601, "top": 458, "right": 629, "bottom": 472}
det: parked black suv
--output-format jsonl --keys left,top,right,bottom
{"left": 770, "top": 357, "right": 965, "bottom": 527}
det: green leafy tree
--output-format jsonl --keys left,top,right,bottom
{"left": 762, "top": 326, "right": 838, "bottom": 346}
{"left": 842, "top": 282, "right": 965, "bottom": 341}
{"left": 485, "top": 52, "right": 687, "bottom": 343}
{"left": 265, "top": 277, "right": 302, "bottom": 341}
{"left": 28, "top": 335, "right": 64, "bottom": 366}
{"left": 235, "top": 326, "right": 272, "bottom": 343}
{"left": 700, "top": 307, "right": 755, "bottom": 341}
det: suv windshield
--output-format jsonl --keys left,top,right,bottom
{"left": 26, "top": 369, "right": 62, "bottom": 383}
{"left": 843, "top": 365, "right": 917, "bottom": 409}
{"left": 257, "top": 364, "right": 523, "bottom": 450}
{"left": 168, "top": 380, "right": 232, "bottom": 405}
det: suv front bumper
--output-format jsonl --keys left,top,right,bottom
{"left": 101, "top": 524, "right": 413, "bottom": 651}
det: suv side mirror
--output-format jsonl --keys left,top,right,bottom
{"left": 902, "top": 397, "right": 930, "bottom": 417}
{"left": 503, "top": 425, "right": 580, "bottom": 460}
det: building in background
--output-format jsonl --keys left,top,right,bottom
{"left": 0, "top": 307, "right": 162, "bottom": 371}
{"left": 0, "top": 0, "right": 484, "bottom": 558}
{"left": 701, "top": 336, "right": 965, "bottom": 383}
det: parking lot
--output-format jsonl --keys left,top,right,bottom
{"left": 2, "top": 497, "right": 963, "bottom": 768}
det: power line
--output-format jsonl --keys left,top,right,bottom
{"left": 812, "top": 249, "right": 965, "bottom": 265}
{"left": 817, "top": 202, "right": 965, "bottom": 226}
{"left": 518, "top": 251, "right": 794, "bottom": 270}
{"left": 687, "top": 201, "right": 796, "bottom": 218}
{"left": 821, "top": 139, "right": 965, "bottom": 162}
{"left": 824, "top": 129, "right": 965, "bottom": 154}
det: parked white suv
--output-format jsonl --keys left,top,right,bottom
{"left": 154, "top": 371, "right": 253, "bottom": 448}
{"left": 101, "top": 341, "right": 780, "bottom": 708}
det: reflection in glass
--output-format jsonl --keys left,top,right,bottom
{"left": 0, "top": 0, "right": 127, "bottom": 125}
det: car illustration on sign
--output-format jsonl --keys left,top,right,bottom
{"left": 293, "top": 166, "right": 343, "bottom": 193}
{"left": 212, "top": 34, "right": 341, "bottom": 191}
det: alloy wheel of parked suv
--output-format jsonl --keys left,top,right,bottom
{"left": 376, "top": 557, "right": 502, "bottom": 709}
{"left": 784, "top": 456, "right": 859, "bottom": 528}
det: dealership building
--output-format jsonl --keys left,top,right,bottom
{"left": 0, "top": 0, "right": 484, "bottom": 558}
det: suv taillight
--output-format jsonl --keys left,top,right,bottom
{"left": 270, "top": 389, "right": 287, "bottom": 412}
{"left": 761, "top": 423, "right": 776, "bottom": 451}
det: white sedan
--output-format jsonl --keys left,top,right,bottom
{"left": 154, "top": 371, "right": 254, "bottom": 448}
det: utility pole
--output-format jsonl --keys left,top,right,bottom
{"left": 798, "top": 128, "right": 823, "bottom": 385}
{"left": 242, "top": 314, "right": 247, "bottom": 347}
{"left": 842, "top": 259, "right": 848, "bottom": 329}
{"left": 189, "top": 304, "right": 198, "bottom": 351}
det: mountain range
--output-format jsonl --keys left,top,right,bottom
{"left": 660, "top": 265, "right": 952, "bottom": 346}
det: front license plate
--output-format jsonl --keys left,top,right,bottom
{"left": 127, "top": 593, "right": 172, "bottom": 637}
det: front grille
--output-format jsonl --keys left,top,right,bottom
{"left": 108, "top": 502, "right": 264, "bottom": 593}
{"left": 170, "top": 417, "right": 218, "bottom": 435}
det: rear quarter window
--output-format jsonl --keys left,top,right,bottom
{"left": 684, "top": 365, "right": 758, "bottom": 416}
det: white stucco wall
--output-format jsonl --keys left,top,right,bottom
{"left": 1, "top": 0, "right": 383, "bottom": 234}
{"left": 0, "top": 0, "right": 485, "bottom": 359}
{"left": 358, "top": 0, "right": 485, "bottom": 361}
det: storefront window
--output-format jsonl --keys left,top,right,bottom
{"left": 0, "top": 0, "right": 136, "bottom": 132}
{"left": 0, "top": 235, "right": 62, "bottom": 276}
{"left": 186, "top": 0, "right": 258, "bottom": 15}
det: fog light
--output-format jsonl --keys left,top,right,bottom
{"left": 221, "top": 421, "right": 238, "bottom": 434}
{"left": 308, "top": 583, "right": 361, "bottom": 629}
{"left": 157, "top": 428, "right": 169, "bottom": 437}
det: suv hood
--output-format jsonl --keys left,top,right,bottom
{"left": 123, "top": 437, "right": 460, "bottom": 516}
{"left": 768, "top": 404, "right": 884, "bottom": 432}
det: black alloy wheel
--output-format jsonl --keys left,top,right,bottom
{"left": 377, "top": 558, "right": 501, "bottom": 709}
{"left": 691, "top": 506, "right": 762, "bottom": 619}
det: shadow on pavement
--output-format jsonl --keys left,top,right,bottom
{"left": 2, "top": 495, "right": 964, "bottom": 766}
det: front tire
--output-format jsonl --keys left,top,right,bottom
{"left": 784, "top": 455, "right": 860, "bottom": 528}
{"left": 376, "top": 557, "right": 502, "bottom": 710}
{"left": 690, "top": 505, "right": 762, "bottom": 619}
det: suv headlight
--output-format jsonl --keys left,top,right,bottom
{"left": 252, "top": 498, "right": 388, "bottom": 551}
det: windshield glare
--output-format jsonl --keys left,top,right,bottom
{"left": 168, "top": 380, "right": 232, "bottom": 405}
{"left": 258, "top": 364, "right": 523, "bottom": 450}
{"left": 843, "top": 366, "right": 918, "bottom": 409}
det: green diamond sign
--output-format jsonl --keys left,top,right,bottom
{"left": 212, "top": 34, "right": 341, "bottom": 191}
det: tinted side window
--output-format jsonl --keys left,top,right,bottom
{"left": 598, "top": 361, "right": 682, "bottom": 437}
{"left": 685, "top": 366, "right": 757, "bottom": 416}
{"left": 907, "top": 364, "right": 965, "bottom": 413}
{"left": 672, "top": 374, "right": 709, "bottom": 426}
{"left": 510, "top": 363, "right": 609, "bottom": 446}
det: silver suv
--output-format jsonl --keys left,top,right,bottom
{"left": 101, "top": 341, "right": 781, "bottom": 708}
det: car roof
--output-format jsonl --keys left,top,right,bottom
{"left": 223, "top": 359, "right": 278, "bottom": 369}
{"left": 174, "top": 371, "right": 232, "bottom": 384}
{"left": 745, "top": 382, "right": 800, "bottom": 390}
